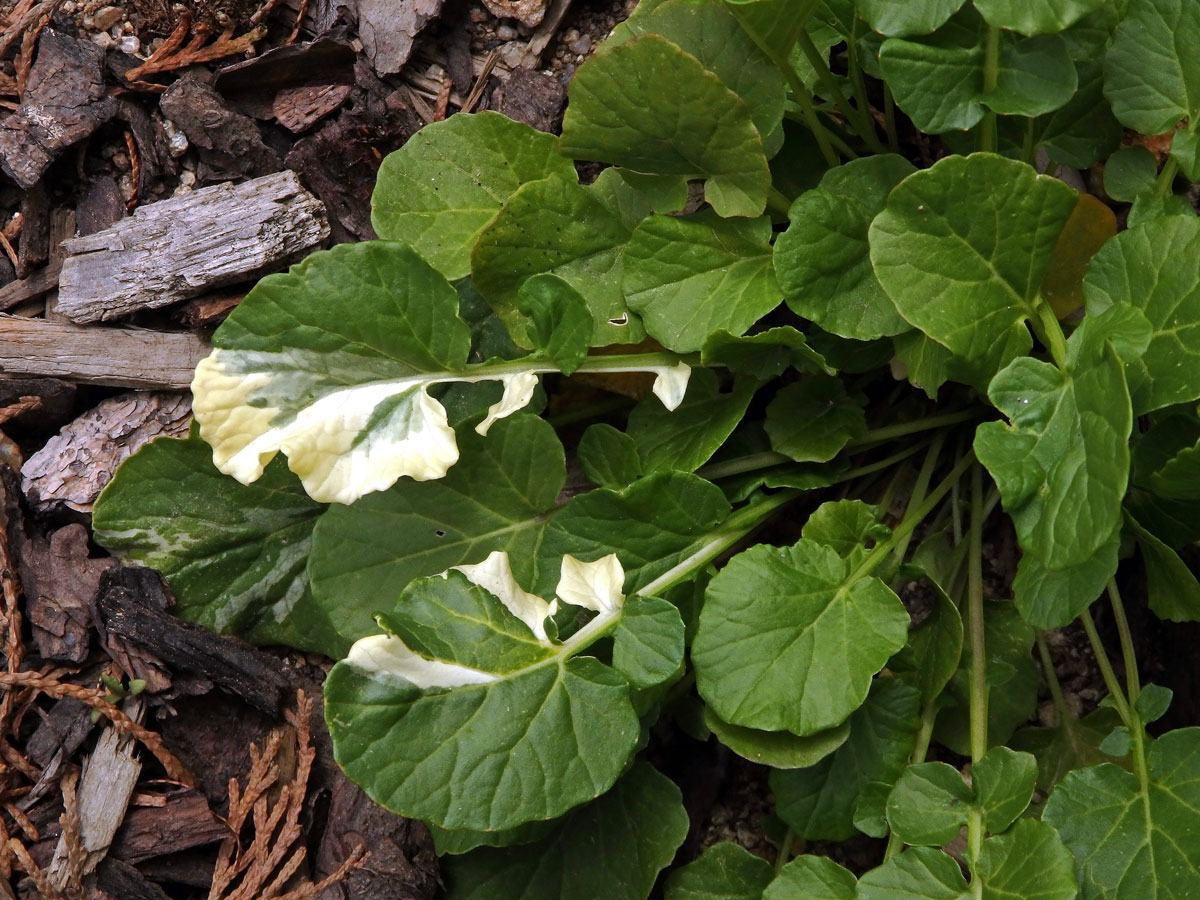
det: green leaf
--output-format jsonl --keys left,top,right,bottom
{"left": 326, "top": 551, "right": 658, "bottom": 831}
{"left": 973, "top": 0, "right": 1107, "bottom": 35}
{"left": 370, "top": 112, "right": 576, "bottom": 280}
{"left": 1044, "top": 727, "right": 1200, "bottom": 900}
{"left": 430, "top": 820, "right": 555, "bottom": 856}
{"left": 1134, "top": 683, "right": 1174, "bottom": 724}
{"left": 774, "top": 155, "right": 916, "bottom": 340}
{"left": 870, "top": 153, "right": 1078, "bottom": 388}
{"left": 578, "top": 424, "right": 644, "bottom": 489}
{"left": 664, "top": 842, "right": 773, "bottom": 900}
{"left": 693, "top": 530, "right": 910, "bottom": 734}
{"left": 1172, "top": 130, "right": 1200, "bottom": 181}
{"left": 1126, "top": 513, "right": 1200, "bottom": 622}
{"left": 627, "top": 369, "right": 758, "bottom": 474}
{"left": 764, "top": 376, "right": 867, "bottom": 464}
{"left": 538, "top": 471, "right": 732, "bottom": 596}
{"left": 441, "top": 762, "right": 689, "bottom": 900}
{"left": 801, "top": 500, "right": 889, "bottom": 564}
{"left": 1100, "top": 726, "right": 1132, "bottom": 758}
{"left": 517, "top": 275, "right": 592, "bottom": 375}
{"left": 308, "top": 414, "right": 564, "bottom": 645}
{"left": 982, "top": 34, "right": 1078, "bottom": 117}
{"left": 975, "top": 819, "right": 1078, "bottom": 900}
{"left": 700, "top": 328, "right": 832, "bottom": 380}
{"left": 974, "top": 311, "right": 1137, "bottom": 627}
{"left": 705, "top": 708, "right": 851, "bottom": 769}
{"left": 1040, "top": 193, "right": 1118, "bottom": 320}
{"left": 471, "top": 173, "right": 645, "bottom": 348}
{"left": 615, "top": 169, "right": 690, "bottom": 214}
{"left": 885, "top": 761, "right": 973, "bottom": 846}
{"left": 1085, "top": 215, "right": 1200, "bottom": 414}
{"left": 1105, "top": 146, "right": 1159, "bottom": 202}
{"left": 560, "top": 34, "right": 771, "bottom": 217}
{"left": 610, "top": 0, "right": 786, "bottom": 143}
{"left": 724, "top": 0, "right": 812, "bottom": 60}
{"left": 1039, "top": 60, "right": 1124, "bottom": 169}
{"left": 611, "top": 595, "right": 685, "bottom": 688}
{"left": 763, "top": 855, "right": 857, "bottom": 900}
{"left": 92, "top": 430, "right": 331, "bottom": 654}
{"left": 857, "top": 848, "right": 969, "bottom": 900}
{"left": 770, "top": 678, "right": 922, "bottom": 841}
{"left": 1009, "top": 711, "right": 1113, "bottom": 793}
{"left": 890, "top": 548, "right": 964, "bottom": 706}
{"left": 624, "top": 212, "right": 782, "bottom": 352}
{"left": 973, "top": 747, "right": 1038, "bottom": 834}
{"left": 854, "top": 0, "right": 966, "bottom": 37}
{"left": 878, "top": 13, "right": 986, "bottom": 134}
{"left": 1104, "top": 0, "right": 1200, "bottom": 134}
{"left": 935, "top": 601, "right": 1039, "bottom": 755}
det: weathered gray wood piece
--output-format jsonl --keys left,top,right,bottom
{"left": 22, "top": 393, "right": 191, "bottom": 513}
{"left": 0, "top": 317, "right": 209, "bottom": 388}
{"left": 56, "top": 170, "right": 329, "bottom": 323}
{"left": 47, "top": 698, "right": 144, "bottom": 888}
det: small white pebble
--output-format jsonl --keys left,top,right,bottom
{"left": 569, "top": 34, "right": 592, "bottom": 55}
{"left": 90, "top": 31, "right": 114, "bottom": 49}
{"left": 179, "top": 170, "right": 196, "bottom": 187}
{"left": 161, "top": 118, "right": 189, "bottom": 156}
{"left": 496, "top": 23, "right": 517, "bottom": 40}
{"left": 118, "top": 34, "right": 140, "bottom": 54}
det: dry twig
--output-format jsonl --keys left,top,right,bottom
{"left": 209, "top": 691, "right": 367, "bottom": 900}
{"left": 0, "top": 671, "right": 194, "bottom": 786}
{"left": 124, "top": 13, "right": 266, "bottom": 81}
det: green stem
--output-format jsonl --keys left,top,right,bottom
{"left": 795, "top": 30, "right": 884, "bottom": 152}
{"left": 1079, "top": 609, "right": 1133, "bottom": 726}
{"left": 786, "top": 83, "right": 841, "bottom": 166}
{"left": 978, "top": 26, "right": 1001, "bottom": 154}
{"left": 1080, "top": 606, "right": 1150, "bottom": 789}
{"left": 890, "top": 433, "right": 944, "bottom": 566}
{"left": 1021, "top": 116, "right": 1037, "bottom": 166}
{"left": 637, "top": 489, "right": 800, "bottom": 597}
{"left": 1108, "top": 579, "right": 1150, "bottom": 791}
{"left": 843, "top": 449, "right": 976, "bottom": 589}
{"left": 1030, "top": 299, "right": 1070, "bottom": 370}
{"left": 1153, "top": 158, "right": 1179, "bottom": 200}
{"left": 1035, "top": 632, "right": 1072, "bottom": 723}
{"left": 848, "top": 47, "right": 883, "bottom": 152}
{"left": 768, "top": 187, "right": 794, "bottom": 219}
{"left": 965, "top": 464, "right": 986, "bottom": 887}
{"left": 883, "top": 83, "right": 899, "bottom": 153}
{"left": 1107, "top": 579, "right": 1140, "bottom": 707}
{"left": 774, "top": 829, "right": 795, "bottom": 873}
{"left": 845, "top": 409, "right": 980, "bottom": 450}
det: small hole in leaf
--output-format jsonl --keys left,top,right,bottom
{"left": 608, "top": 314, "right": 628, "bottom": 326}
{"left": 435, "top": 530, "right": 446, "bottom": 537}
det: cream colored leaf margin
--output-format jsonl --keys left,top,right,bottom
{"left": 193, "top": 350, "right": 691, "bottom": 505}
{"left": 345, "top": 552, "right": 626, "bottom": 690}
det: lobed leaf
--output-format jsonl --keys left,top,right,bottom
{"left": 441, "top": 763, "right": 688, "bottom": 900}
{"left": 1085, "top": 215, "right": 1200, "bottom": 415}
{"left": 370, "top": 112, "right": 576, "bottom": 280}
{"left": 664, "top": 842, "right": 773, "bottom": 900}
{"left": 693, "top": 525, "right": 910, "bottom": 734}
{"left": 92, "top": 429, "right": 332, "bottom": 654}
{"left": 624, "top": 212, "right": 782, "bottom": 353}
{"left": 559, "top": 34, "right": 771, "bottom": 217}
{"left": 870, "top": 153, "right": 1078, "bottom": 388}
{"left": 975, "top": 311, "right": 1142, "bottom": 627}
{"left": 1044, "top": 727, "right": 1200, "bottom": 899}
{"left": 774, "top": 155, "right": 915, "bottom": 341}
{"left": 1104, "top": 0, "right": 1200, "bottom": 134}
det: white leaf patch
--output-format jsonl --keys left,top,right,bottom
{"left": 192, "top": 350, "right": 540, "bottom": 505}
{"left": 453, "top": 550, "right": 557, "bottom": 642}
{"left": 557, "top": 554, "right": 625, "bottom": 617}
{"left": 346, "top": 633, "right": 498, "bottom": 689}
